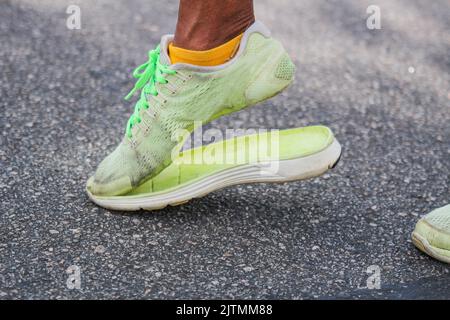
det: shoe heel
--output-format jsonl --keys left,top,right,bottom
{"left": 274, "top": 53, "right": 296, "bottom": 81}
{"left": 245, "top": 50, "right": 295, "bottom": 104}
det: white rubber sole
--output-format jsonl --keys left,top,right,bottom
{"left": 88, "top": 139, "right": 342, "bottom": 211}
{"left": 412, "top": 230, "right": 450, "bottom": 264}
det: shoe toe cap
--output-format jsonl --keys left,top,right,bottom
{"left": 86, "top": 174, "right": 132, "bottom": 197}
{"left": 413, "top": 205, "right": 450, "bottom": 255}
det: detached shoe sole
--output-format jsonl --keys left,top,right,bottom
{"left": 87, "top": 126, "right": 342, "bottom": 211}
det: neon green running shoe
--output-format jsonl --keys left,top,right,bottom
{"left": 412, "top": 204, "right": 450, "bottom": 264}
{"left": 87, "top": 126, "right": 342, "bottom": 211}
{"left": 87, "top": 22, "right": 295, "bottom": 196}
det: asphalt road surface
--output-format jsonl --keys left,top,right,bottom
{"left": 1, "top": 0, "right": 450, "bottom": 299}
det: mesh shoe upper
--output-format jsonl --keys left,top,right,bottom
{"left": 424, "top": 204, "right": 450, "bottom": 233}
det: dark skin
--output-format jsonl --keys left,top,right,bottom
{"left": 173, "top": 0, "right": 255, "bottom": 51}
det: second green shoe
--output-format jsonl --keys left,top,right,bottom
{"left": 88, "top": 21, "right": 295, "bottom": 196}
{"left": 412, "top": 204, "right": 450, "bottom": 264}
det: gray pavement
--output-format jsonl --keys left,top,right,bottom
{"left": 1, "top": 0, "right": 449, "bottom": 299}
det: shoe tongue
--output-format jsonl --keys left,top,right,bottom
{"left": 158, "top": 35, "right": 172, "bottom": 65}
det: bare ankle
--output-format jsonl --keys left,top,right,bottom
{"left": 173, "top": 0, "right": 255, "bottom": 51}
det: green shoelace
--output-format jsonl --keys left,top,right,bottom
{"left": 124, "top": 46, "right": 176, "bottom": 138}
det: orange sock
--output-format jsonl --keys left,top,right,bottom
{"left": 169, "top": 33, "right": 243, "bottom": 66}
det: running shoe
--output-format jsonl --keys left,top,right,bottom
{"left": 87, "top": 21, "right": 296, "bottom": 196}
{"left": 412, "top": 204, "right": 450, "bottom": 264}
